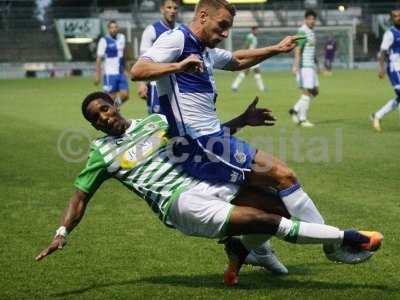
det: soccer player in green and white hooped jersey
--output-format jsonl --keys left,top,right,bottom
{"left": 289, "top": 10, "right": 319, "bottom": 128}
{"left": 231, "top": 26, "right": 267, "bottom": 92}
{"left": 36, "top": 92, "right": 384, "bottom": 286}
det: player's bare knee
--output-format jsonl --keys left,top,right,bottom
{"left": 276, "top": 167, "right": 297, "bottom": 188}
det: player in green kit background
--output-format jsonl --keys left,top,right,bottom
{"left": 289, "top": 10, "right": 319, "bottom": 128}
{"left": 231, "top": 26, "right": 267, "bottom": 92}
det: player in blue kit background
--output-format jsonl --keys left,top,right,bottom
{"left": 137, "top": 0, "right": 180, "bottom": 114}
{"left": 95, "top": 20, "right": 129, "bottom": 106}
{"left": 371, "top": 9, "right": 400, "bottom": 132}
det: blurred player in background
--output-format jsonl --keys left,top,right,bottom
{"left": 323, "top": 34, "right": 337, "bottom": 76}
{"left": 371, "top": 9, "right": 400, "bottom": 132}
{"left": 137, "top": 0, "right": 180, "bottom": 114}
{"left": 231, "top": 26, "right": 267, "bottom": 92}
{"left": 289, "top": 10, "right": 319, "bottom": 128}
{"left": 95, "top": 20, "right": 129, "bottom": 106}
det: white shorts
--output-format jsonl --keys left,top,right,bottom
{"left": 167, "top": 181, "right": 239, "bottom": 239}
{"left": 296, "top": 67, "right": 319, "bottom": 89}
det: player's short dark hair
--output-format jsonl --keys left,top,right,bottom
{"left": 81, "top": 92, "right": 114, "bottom": 122}
{"left": 305, "top": 9, "right": 317, "bottom": 19}
{"left": 251, "top": 26, "right": 258, "bottom": 30}
{"left": 161, "top": 0, "right": 179, "bottom": 6}
{"left": 195, "top": 0, "right": 236, "bottom": 17}
{"left": 107, "top": 19, "right": 117, "bottom": 27}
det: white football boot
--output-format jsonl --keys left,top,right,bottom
{"left": 244, "top": 241, "right": 288, "bottom": 275}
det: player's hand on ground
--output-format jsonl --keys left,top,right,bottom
{"left": 35, "top": 236, "right": 67, "bottom": 262}
{"left": 275, "top": 36, "right": 301, "bottom": 53}
{"left": 178, "top": 54, "right": 204, "bottom": 73}
{"left": 242, "top": 96, "right": 276, "bottom": 127}
{"left": 137, "top": 82, "right": 148, "bottom": 100}
{"left": 378, "top": 69, "right": 385, "bottom": 79}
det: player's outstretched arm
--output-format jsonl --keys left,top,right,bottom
{"left": 227, "top": 36, "right": 301, "bottom": 71}
{"left": 131, "top": 54, "right": 203, "bottom": 81}
{"left": 222, "top": 96, "right": 276, "bottom": 135}
{"left": 35, "top": 190, "right": 91, "bottom": 261}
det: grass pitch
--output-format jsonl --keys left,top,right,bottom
{"left": 1, "top": 70, "right": 399, "bottom": 299}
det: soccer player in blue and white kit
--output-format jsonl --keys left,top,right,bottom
{"left": 137, "top": 0, "right": 180, "bottom": 114}
{"left": 131, "top": 0, "right": 325, "bottom": 241}
{"left": 371, "top": 9, "right": 400, "bottom": 132}
{"left": 95, "top": 20, "right": 129, "bottom": 106}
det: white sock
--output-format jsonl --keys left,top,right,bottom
{"left": 298, "top": 95, "right": 311, "bottom": 122}
{"left": 232, "top": 72, "right": 245, "bottom": 89}
{"left": 293, "top": 94, "right": 310, "bottom": 120}
{"left": 275, "top": 217, "right": 343, "bottom": 244}
{"left": 239, "top": 234, "right": 271, "bottom": 252}
{"left": 254, "top": 73, "right": 265, "bottom": 92}
{"left": 278, "top": 183, "right": 324, "bottom": 224}
{"left": 375, "top": 98, "right": 399, "bottom": 119}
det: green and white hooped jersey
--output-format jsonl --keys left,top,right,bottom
{"left": 245, "top": 33, "right": 258, "bottom": 49}
{"left": 74, "top": 114, "right": 197, "bottom": 224}
{"left": 297, "top": 24, "right": 316, "bottom": 68}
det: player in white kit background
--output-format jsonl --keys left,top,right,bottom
{"left": 137, "top": 0, "right": 180, "bottom": 114}
{"left": 371, "top": 9, "right": 400, "bottom": 132}
{"left": 95, "top": 20, "right": 129, "bottom": 106}
{"left": 231, "top": 26, "right": 267, "bottom": 93}
{"left": 289, "top": 10, "right": 319, "bottom": 128}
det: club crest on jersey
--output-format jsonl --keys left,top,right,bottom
{"left": 234, "top": 150, "right": 247, "bottom": 165}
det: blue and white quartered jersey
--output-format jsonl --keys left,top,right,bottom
{"left": 140, "top": 20, "right": 180, "bottom": 55}
{"left": 381, "top": 26, "right": 400, "bottom": 74}
{"left": 141, "top": 24, "right": 234, "bottom": 139}
{"left": 97, "top": 33, "right": 126, "bottom": 75}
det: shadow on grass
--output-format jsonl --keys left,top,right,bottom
{"left": 52, "top": 264, "right": 395, "bottom": 297}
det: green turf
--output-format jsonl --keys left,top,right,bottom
{"left": 1, "top": 70, "right": 399, "bottom": 299}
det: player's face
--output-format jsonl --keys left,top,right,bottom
{"left": 161, "top": 0, "right": 178, "bottom": 25}
{"left": 252, "top": 28, "right": 257, "bottom": 35}
{"left": 86, "top": 99, "right": 126, "bottom": 136}
{"left": 108, "top": 23, "right": 119, "bottom": 38}
{"left": 391, "top": 10, "right": 400, "bottom": 27}
{"left": 305, "top": 15, "right": 316, "bottom": 28}
{"left": 202, "top": 7, "right": 233, "bottom": 48}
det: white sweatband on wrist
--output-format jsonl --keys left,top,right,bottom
{"left": 55, "top": 226, "right": 68, "bottom": 238}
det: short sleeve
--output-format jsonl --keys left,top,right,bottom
{"left": 74, "top": 144, "right": 110, "bottom": 194}
{"left": 296, "top": 29, "right": 307, "bottom": 47}
{"left": 245, "top": 34, "right": 252, "bottom": 47}
{"left": 141, "top": 30, "right": 184, "bottom": 63}
{"left": 210, "top": 48, "right": 234, "bottom": 70}
{"left": 120, "top": 33, "right": 126, "bottom": 46}
{"left": 97, "top": 37, "right": 106, "bottom": 57}
{"left": 381, "top": 30, "right": 394, "bottom": 51}
{"left": 140, "top": 25, "right": 157, "bottom": 55}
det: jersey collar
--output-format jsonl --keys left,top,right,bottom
{"left": 180, "top": 24, "right": 206, "bottom": 52}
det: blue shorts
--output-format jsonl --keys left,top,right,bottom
{"left": 387, "top": 69, "right": 400, "bottom": 96}
{"left": 147, "top": 83, "right": 163, "bottom": 114}
{"left": 174, "top": 130, "right": 256, "bottom": 184}
{"left": 103, "top": 74, "right": 129, "bottom": 94}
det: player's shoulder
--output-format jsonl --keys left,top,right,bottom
{"left": 156, "top": 27, "right": 184, "bottom": 43}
